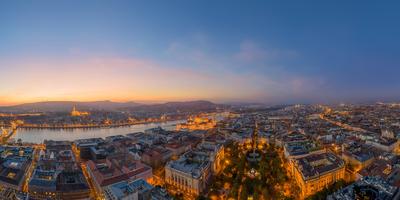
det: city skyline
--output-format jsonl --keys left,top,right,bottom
{"left": 2, "top": 2, "right": 400, "bottom": 199}
{"left": 2, "top": 1, "right": 400, "bottom": 106}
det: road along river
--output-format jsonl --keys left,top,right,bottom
{"left": 12, "top": 120, "right": 184, "bottom": 144}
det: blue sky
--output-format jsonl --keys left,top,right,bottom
{"left": 1, "top": 1, "right": 400, "bottom": 105}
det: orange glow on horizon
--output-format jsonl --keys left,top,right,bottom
{"left": 0, "top": 56, "right": 269, "bottom": 106}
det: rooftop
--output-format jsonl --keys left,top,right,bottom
{"left": 166, "top": 151, "right": 210, "bottom": 179}
{"left": 295, "top": 152, "right": 344, "bottom": 180}
{"left": 0, "top": 156, "right": 31, "bottom": 186}
{"left": 328, "top": 176, "right": 398, "bottom": 200}
{"left": 56, "top": 171, "right": 89, "bottom": 192}
{"left": 87, "top": 154, "right": 152, "bottom": 187}
{"left": 106, "top": 179, "right": 153, "bottom": 199}
{"left": 29, "top": 169, "right": 58, "bottom": 189}
{"left": 74, "top": 138, "right": 104, "bottom": 147}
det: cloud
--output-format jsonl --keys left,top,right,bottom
{"left": 235, "top": 40, "right": 269, "bottom": 62}
{"left": 234, "top": 40, "right": 298, "bottom": 63}
{"left": 0, "top": 35, "right": 325, "bottom": 105}
{"left": 0, "top": 55, "right": 272, "bottom": 103}
{"left": 163, "top": 37, "right": 324, "bottom": 103}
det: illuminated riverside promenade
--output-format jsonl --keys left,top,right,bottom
{"left": 9, "top": 113, "right": 227, "bottom": 144}
{"left": 13, "top": 120, "right": 184, "bottom": 144}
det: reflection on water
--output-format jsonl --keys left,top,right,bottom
{"left": 13, "top": 120, "right": 185, "bottom": 144}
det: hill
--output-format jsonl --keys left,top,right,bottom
{"left": 0, "top": 101, "right": 141, "bottom": 112}
{"left": 129, "top": 100, "right": 221, "bottom": 113}
{"left": 0, "top": 100, "right": 222, "bottom": 113}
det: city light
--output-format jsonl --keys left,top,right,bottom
{"left": 0, "top": 1, "right": 399, "bottom": 200}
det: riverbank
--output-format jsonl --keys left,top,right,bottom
{"left": 3, "top": 116, "right": 188, "bottom": 130}
{"left": 18, "top": 120, "right": 175, "bottom": 130}
{"left": 12, "top": 120, "right": 185, "bottom": 144}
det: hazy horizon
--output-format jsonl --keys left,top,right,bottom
{"left": 2, "top": 1, "right": 400, "bottom": 105}
{"left": 1, "top": 98, "right": 398, "bottom": 108}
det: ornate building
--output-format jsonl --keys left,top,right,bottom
{"left": 292, "top": 152, "right": 345, "bottom": 198}
{"left": 165, "top": 151, "right": 211, "bottom": 196}
{"left": 70, "top": 106, "right": 89, "bottom": 117}
{"left": 176, "top": 115, "right": 216, "bottom": 131}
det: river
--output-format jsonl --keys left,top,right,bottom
{"left": 12, "top": 120, "right": 185, "bottom": 144}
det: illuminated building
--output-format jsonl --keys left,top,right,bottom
{"left": 280, "top": 132, "right": 324, "bottom": 160}
{"left": 342, "top": 149, "right": 374, "bottom": 172}
{"left": 176, "top": 115, "right": 216, "bottom": 131}
{"left": 327, "top": 176, "right": 399, "bottom": 200}
{"left": 28, "top": 169, "right": 57, "bottom": 199}
{"left": 381, "top": 128, "right": 395, "bottom": 139}
{"left": 73, "top": 138, "right": 105, "bottom": 160}
{"left": 29, "top": 170, "right": 90, "bottom": 200}
{"left": 366, "top": 137, "right": 400, "bottom": 153}
{"left": 198, "top": 134, "right": 226, "bottom": 174}
{"left": 56, "top": 171, "right": 90, "bottom": 199}
{"left": 165, "top": 151, "right": 211, "bottom": 196}
{"left": 292, "top": 152, "right": 345, "bottom": 198}
{"left": 29, "top": 140, "right": 90, "bottom": 199}
{"left": 104, "top": 179, "right": 153, "bottom": 200}
{"left": 164, "top": 142, "right": 191, "bottom": 157}
{"left": 194, "top": 142, "right": 224, "bottom": 174}
{"left": 0, "top": 156, "right": 32, "bottom": 190}
{"left": 86, "top": 154, "right": 152, "bottom": 195}
{"left": 0, "top": 146, "right": 33, "bottom": 191}
{"left": 141, "top": 147, "right": 173, "bottom": 168}
{"left": 70, "top": 105, "right": 89, "bottom": 117}
{"left": 356, "top": 157, "right": 400, "bottom": 188}
{"left": 151, "top": 186, "right": 174, "bottom": 200}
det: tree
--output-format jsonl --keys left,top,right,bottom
{"left": 253, "top": 191, "right": 260, "bottom": 200}
{"left": 240, "top": 185, "right": 248, "bottom": 200}
{"left": 305, "top": 180, "right": 350, "bottom": 200}
{"left": 262, "top": 187, "right": 270, "bottom": 200}
{"left": 173, "top": 193, "right": 184, "bottom": 200}
{"left": 229, "top": 181, "right": 240, "bottom": 199}
{"left": 259, "top": 156, "right": 269, "bottom": 179}
{"left": 276, "top": 168, "right": 287, "bottom": 184}
{"left": 237, "top": 154, "right": 246, "bottom": 176}
{"left": 196, "top": 196, "right": 210, "bottom": 200}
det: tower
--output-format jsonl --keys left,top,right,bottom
{"left": 252, "top": 120, "right": 259, "bottom": 152}
{"left": 71, "top": 105, "right": 89, "bottom": 116}
{"left": 71, "top": 105, "right": 78, "bottom": 116}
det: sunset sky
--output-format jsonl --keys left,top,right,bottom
{"left": 1, "top": 1, "right": 400, "bottom": 105}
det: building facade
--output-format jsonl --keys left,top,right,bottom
{"left": 164, "top": 151, "right": 211, "bottom": 196}
{"left": 292, "top": 152, "right": 345, "bottom": 198}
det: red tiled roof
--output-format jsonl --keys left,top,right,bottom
{"left": 87, "top": 158, "right": 151, "bottom": 187}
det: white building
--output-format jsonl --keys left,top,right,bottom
{"left": 366, "top": 138, "right": 400, "bottom": 152}
{"left": 104, "top": 179, "right": 153, "bottom": 200}
{"left": 165, "top": 151, "right": 211, "bottom": 196}
{"left": 194, "top": 142, "right": 224, "bottom": 174}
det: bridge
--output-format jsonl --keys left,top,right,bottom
{"left": 0, "top": 120, "right": 23, "bottom": 144}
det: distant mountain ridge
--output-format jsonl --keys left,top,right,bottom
{"left": 0, "top": 101, "right": 142, "bottom": 112}
{"left": 128, "top": 100, "right": 221, "bottom": 113}
{"left": 0, "top": 100, "right": 220, "bottom": 113}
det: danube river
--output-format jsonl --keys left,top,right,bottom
{"left": 12, "top": 120, "right": 185, "bottom": 144}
